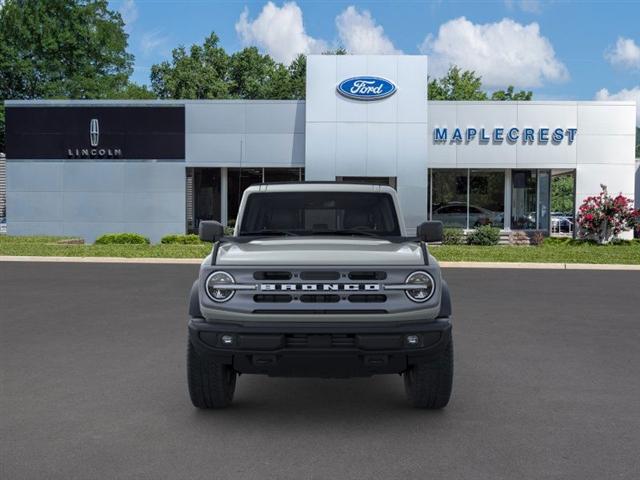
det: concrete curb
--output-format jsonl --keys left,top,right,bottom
{"left": 0, "top": 255, "right": 203, "bottom": 264}
{"left": 438, "top": 261, "right": 640, "bottom": 270}
{"left": 1, "top": 255, "right": 639, "bottom": 270}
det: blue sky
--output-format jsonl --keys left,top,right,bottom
{"left": 113, "top": 0, "right": 639, "bottom": 120}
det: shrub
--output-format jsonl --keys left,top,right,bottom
{"left": 577, "top": 184, "right": 639, "bottom": 244}
{"left": 95, "top": 233, "right": 150, "bottom": 245}
{"left": 161, "top": 234, "right": 202, "bottom": 245}
{"left": 224, "top": 225, "right": 235, "bottom": 236}
{"left": 466, "top": 225, "right": 500, "bottom": 246}
{"left": 530, "top": 231, "right": 545, "bottom": 246}
{"left": 442, "top": 228, "right": 464, "bottom": 245}
{"left": 509, "top": 231, "right": 529, "bottom": 246}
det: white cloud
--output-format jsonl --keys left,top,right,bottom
{"left": 504, "top": 0, "right": 542, "bottom": 14}
{"left": 605, "top": 37, "right": 640, "bottom": 70}
{"left": 595, "top": 86, "right": 640, "bottom": 125}
{"left": 420, "top": 17, "right": 568, "bottom": 89}
{"left": 140, "top": 30, "right": 167, "bottom": 56}
{"left": 235, "top": 1, "right": 327, "bottom": 64}
{"left": 119, "top": 0, "right": 138, "bottom": 33}
{"left": 335, "top": 6, "right": 401, "bottom": 55}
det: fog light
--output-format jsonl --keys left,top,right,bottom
{"left": 220, "top": 334, "right": 235, "bottom": 345}
{"left": 406, "top": 334, "right": 420, "bottom": 346}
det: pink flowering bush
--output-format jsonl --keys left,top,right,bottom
{"left": 576, "top": 185, "right": 639, "bottom": 244}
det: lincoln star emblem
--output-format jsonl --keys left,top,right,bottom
{"left": 89, "top": 118, "right": 99, "bottom": 147}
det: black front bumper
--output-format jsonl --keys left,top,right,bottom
{"left": 188, "top": 317, "right": 452, "bottom": 378}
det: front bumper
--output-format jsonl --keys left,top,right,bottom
{"left": 188, "top": 317, "right": 452, "bottom": 378}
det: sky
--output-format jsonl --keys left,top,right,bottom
{"left": 112, "top": 0, "right": 640, "bottom": 123}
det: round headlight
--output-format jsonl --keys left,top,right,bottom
{"left": 205, "top": 271, "right": 235, "bottom": 302}
{"left": 405, "top": 271, "right": 435, "bottom": 303}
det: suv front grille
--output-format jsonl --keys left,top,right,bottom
{"left": 348, "top": 294, "right": 387, "bottom": 303}
{"left": 240, "top": 269, "right": 407, "bottom": 313}
{"left": 285, "top": 334, "right": 356, "bottom": 348}
{"left": 254, "top": 294, "right": 292, "bottom": 303}
{"left": 253, "top": 271, "right": 292, "bottom": 280}
{"left": 300, "top": 294, "right": 340, "bottom": 303}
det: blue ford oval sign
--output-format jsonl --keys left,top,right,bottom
{"left": 337, "top": 76, "right": 397, "bottom": 101}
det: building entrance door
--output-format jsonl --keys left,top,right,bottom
{"left": 187, "top": 168, "right": 221, "bottom": 233}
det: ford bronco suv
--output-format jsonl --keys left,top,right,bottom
{"left": 187, "top": 183, "right": 453, "bottom": 409}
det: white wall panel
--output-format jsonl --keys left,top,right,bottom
{"left": 244, "top": 134, "right": 304, "bottom": 166}
{"left": 63, "top": 192, "right": 124, "bottom": 222}
{"left": 186, "top": 133, "right": 242, "bottom": 164}
{"left": 576, "top": 135, "right": 636, "bottom": 165}
{"left": 304, "top": 122, "right": 336, "bottom": 180}
{"left": 517, "top": 103, "right": 577, "bottom": 129}
{"left": 186, "top": 103, "right": 244, "bottom": 134}
{"left": 306, "top": 55, "right": 336, "bottom": 122}
{"left": 397, "top": 124, "right": 428, "bottom": 188}
{"left": 8, "top": 191, "right": 62, "bottom": 222}
{"left": 366, "top": 124, "right": 397, "bottom": 176}
{"left": 63, "top": 162, "right": 124, "bottom": 192}
{"left": 576, "top": 164, "right": 635, "bottom": 197}
{"left": 335, "top": 123, "right": 367, "bottom": 176}
{"left": 397, "top": 56, "right": 428, "bottom": 123}
{"left": 516, "top": 140, "right": 576, "bottom": 167}
{"left": 7, "top": 162, "right": 62, "bottom": 192}
{"left": 366, "top": 55, "right": 398, "bottom": 124}
{"left": 578, "top": 104, "right": 636, "bottom": 135}
{"left": 336, "top": 55, "right": 367, "bottom": 123}
{"left": 456, "top": 142, "right": 517, "bottom": 167}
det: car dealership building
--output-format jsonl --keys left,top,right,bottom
{"left": 3, "top": 55, "right": 638, "bottom": 241}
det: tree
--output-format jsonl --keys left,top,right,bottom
{"left": 150, "top": 33, "right": 309, "bottom": 100}
{"left": 428, "top": 67, "right": 487, "bottom": 101}
{"left": 288, "top": 54, "right": 306, "bottom": 100}
{"left": 491, "top": 86, "right": 533, "bottom": 101}
{"left": 428, "top": 66, "right": 533, "bottom": 101}
{"left": 576, "top": 185, "right": 639, "bottom": 243}
{"left": 150, "top": 33, "right": 230, "bottom": 99}
{"left": 551, "top": 174, "right": 575, "bottom": 214}
{"left": 0, "top": 0, "right": 139, "bottom": 151}
{"left": 0, "top": 0, "right": 133, "bottom": 99}
{"left": 228, "top": 47, "right": 287, "bottom": 99}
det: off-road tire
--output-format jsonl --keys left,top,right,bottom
{"left": 404, "top": 340, "right": 453, "bottom": 409}
{"left": 188, "top": 340, "right": 236, "bottom": 408}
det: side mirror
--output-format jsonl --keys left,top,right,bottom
{"left": 417, "top": 221, "right": 443, "bottom": 243}
{"left": 199, "top": 221, "right": 225, "bottom": 243}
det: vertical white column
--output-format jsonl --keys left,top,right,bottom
{"left": 504, "top": 169, "right": 512, "bottom": 231}
{"left": 220, "top": 167, "right": 228, "bottom": 226}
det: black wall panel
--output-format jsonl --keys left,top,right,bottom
{"left": 6, "top": 106, "right": 185, "bottom": 159}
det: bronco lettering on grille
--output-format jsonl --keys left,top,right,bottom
{"left": 260, "top": 284, "right": 380, "bottom": 292}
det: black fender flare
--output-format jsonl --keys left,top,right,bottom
{"left": 438, "top": 279, "right": 452, "bottom": 318}
{"left": 189, "top": 280, "right": 203, "bottom": 319}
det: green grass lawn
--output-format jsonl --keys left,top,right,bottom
{"left": 1, "top": 235, "right": 638, "bottom": 264}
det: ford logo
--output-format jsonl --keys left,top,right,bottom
{"left": 337, "top": 76, "right": 397, "bottom": 101}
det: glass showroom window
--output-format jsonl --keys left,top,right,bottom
{"left": 469, "top": 170, "right": 505, "bottom": 228}
{"left": 510, "top": 169, "right": 551, "bottom": 231}
{"left": 430, "top": 169, "right": 468, "bottom": 228}
{"left": 430, "top": 169, "right": 505, "bottom": 230}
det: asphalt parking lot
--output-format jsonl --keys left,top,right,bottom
{"left": 1, "top": 262, "right": 639, "bottom": 480}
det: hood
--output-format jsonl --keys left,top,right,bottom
{"left": 216, "top": 237, "right": 424, "bottom": 266}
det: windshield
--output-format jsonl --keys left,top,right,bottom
{"left": 239, "top": 192, "right": 401, "bottom": 236}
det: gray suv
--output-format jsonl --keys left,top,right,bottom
{"left": 188, "top": 183, "right": 453, "bottom": 408}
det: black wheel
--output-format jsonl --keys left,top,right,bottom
{"left": 187, "top": 340, "right": 236, "bottom": 408}
{"left": 404, "top": 340, "right": 453, "bottom": 409}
